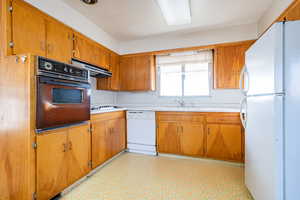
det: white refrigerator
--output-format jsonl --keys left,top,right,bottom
{"left": 241, "top": 21, "right": 300, "bottom": 200}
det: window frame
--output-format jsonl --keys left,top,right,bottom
{"left": 157, "top": 61, "right": 213, "bottom": 98}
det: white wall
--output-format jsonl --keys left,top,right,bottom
{"left": 90, "top": 78, "right": 117, "bottom": 106}
{"left": 258, "top": 0, "right": 293, "bottom": 36}
{"left": 23, "top": 1, "right": 261, "bottom": 108}
{"left": 24, "top": 0, "right": 120, "bottom": 53}
{"left": 118, "top": 23, "right": 258, "bottom": 54}
{"left": 116, "top": 90, "right": 242, "bottom": 108}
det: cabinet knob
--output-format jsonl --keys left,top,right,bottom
{"left": 69, "top": 141, "right": 72, "bottom": 150}
{"left": 63, "top": 143, "right": 67, "bottom": 152}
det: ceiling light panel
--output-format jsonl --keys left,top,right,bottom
{"left": 156, "top": 0, "right": 191, "bottom": 25}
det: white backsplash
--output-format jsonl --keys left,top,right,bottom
{"left": 116, "top": 89, "right": 242, "bottom": 109}
{"left": 90, "top": 78, "right": 117, "bottom": 106}
{"left": 91, "top": 77, "right": 243, "bottom": 108}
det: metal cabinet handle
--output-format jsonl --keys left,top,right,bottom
{"left": 181, "top": 126, "right": 183, "bottom": 133}
{"left": 69, "top": 141, "right": 72, "bottom": 151}
{"left": 63, "top": 143, "right": 67, "bottom": 152}
{"left": 207, "top": 128, "right": 210, "bottom": 135}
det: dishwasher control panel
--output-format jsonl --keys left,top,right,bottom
{"left": 126, "top": 110, "right": 155, "bottom": 120}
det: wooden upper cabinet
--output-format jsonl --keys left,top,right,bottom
{"left": 120, "top": 56, "right": 136, "bottom": 90}
{"left": 73, "top": 33, "right": 98, "bottom": 65}
{"left": 110, "top": 52, "right": 120, "bottom": 90}
{"left": 11, "top": 0, "right": 46, "bottom": 56}
{"left": 120, "top": 55, "right": 156, "bottom": 91}
{"left": 97, "top": 52, "right": 120, "bottom": 91}
{"left": 46, "top": 19, "right": 73, "bottom": 63}
{"left": 98, "top": 48, "right": 110, "bottom": 70}
{"left": 214, "top": 42, "right": 253, "bottom": 89}
{"left": 73, "top": 32, "right": 110, "bottom": 69}
{"left": 206, "top": 124, "right": 243, "bottom": 162}
{"left": 278, "top": 1, "right": 300, "bottom": 21}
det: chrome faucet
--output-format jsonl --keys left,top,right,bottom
{"left": 176, "top": 97, "right": 185, "bottom": 107}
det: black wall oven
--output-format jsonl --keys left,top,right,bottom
{"left": 36, "top": 57, "right": 91, "bottom": 130}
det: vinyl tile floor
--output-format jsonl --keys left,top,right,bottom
{"left": 61, "top": 153, "right": 253, "bottom": 200}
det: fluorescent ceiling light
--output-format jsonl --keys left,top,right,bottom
{"left": 156, "top": 0, "right": 191, "bottom": 26}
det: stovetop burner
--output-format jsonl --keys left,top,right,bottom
{"left": 91, "top": 105, "right": 117, "bottom": 111}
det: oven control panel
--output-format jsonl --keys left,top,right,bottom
{"left": 38, "top": 57, "right": 89, "bottom": 82}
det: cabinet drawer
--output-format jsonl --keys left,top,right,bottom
{"left": 206, "top": 114, "right": 240, "bottom": 124}
{"left": 91, "top": 111, "right": 125, "bottom": 122}
{"left": 157, "top": 112, "right": 205, "bottom": 123}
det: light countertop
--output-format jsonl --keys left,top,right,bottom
{"left": 91, "top": 106, "right": 239, "bottom": 115}
{"left": 90, "top": 108, "right": 127, "bottom": 114}
{"left": 124, "top": 106, "right": 239, "bottom": 113}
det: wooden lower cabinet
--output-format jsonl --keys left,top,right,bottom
{"left": 91, "top": 111, "right": 126, "bottom": 168}
{"left": 67, "top": 125, "right": 91, "bottom": 184}
{"left": 157, "top": 113, "right": 205, "bottom": 157}
{"left": 157, "top": 112, "right": 244, "bottom": 162}
{"left": 110, "top": 118, "right": 126, "bottom": 155}
{"left": 157, "top": 122, "right": 181, "bottom": 154}
{"left": 36, "top": 124, "right": 91, "bottom": 200}
{"left": 181, "top": 122, "right": 205, "bottom": 156}
{"left": 206, "top": 124, "right": 243, "bottom": 162}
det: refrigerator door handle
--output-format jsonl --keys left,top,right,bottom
{"left": 239, "top": 65, "right": 249, "bottom": 95}
{"left": 240, "top": 96, "right": 247, "bottom": 128}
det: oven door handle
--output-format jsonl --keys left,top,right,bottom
{"left": 39, "top": 76, "right": 90, "bottom": 89}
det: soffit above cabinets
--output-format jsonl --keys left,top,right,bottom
{"left": 62, "top": 0, "right": 273, "bottom": 41}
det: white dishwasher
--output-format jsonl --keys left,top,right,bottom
{"left": 126, "top": 110, "right": 157, "bottom": 155}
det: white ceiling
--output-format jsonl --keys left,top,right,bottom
{"left": 62, "top": 0, "right": 273, "bottom": 41}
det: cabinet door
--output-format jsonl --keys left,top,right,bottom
{"left": 98, "top": 48, "right": 110, "bottom": 70}
{"left": 37, "top": 130, "right": 68, "bottom": 200}
{"left": 279, "top": 2, "right": 300, "bottom": 21}
{"left": 134, "top": 55, "right": 153, "bottom": 90}
{"left": 120, "top": 56, "right": 135, "bottom": 90}
{"left": 97, "top": 52, "right": 120, "bottom": 91}
{"left": 110, "top": 118, "right": 126, "bottom": 155}
{"left": 91, "top": 120, "right": 111, "bottom": 168}
{"left": 206, "top": 124, "right": 243, "bottom": 162}
{"left": 12, "top": 0, "right": 46, "bottom": 56}
{"left": 73, "top": 34, "right": 98, "bottom": 66}
{"left": 46, "top": 20, "right": 73, "bottom": 63}
{"left": 67, "top": 124, "right": 91, "bottom": 185}
{"left": 110, "top": 53, "right": 120, "bottom": 90}
{"left": 157, "top": 122, "right": 181, "bottom": 154}
{"left": 180, "top": 122, "right": 205, "bottom": 157}
{"left": 214, "top": 43, "right": 251, "bottom": 89}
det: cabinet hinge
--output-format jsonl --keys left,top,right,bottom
{"left": 32, "top": 192, "right": 37, "bottom": 200}
{"left": 32, "top": 142, "right": 37, "bottom": 149}
{"left": 88, "top": 160, "right": 92, "bottom": 168}
{"left": 9, "top": 41, "right": 14, "bottom": 48}
{"left": 9, "top": 5, "right": 13, "bottom": 12}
